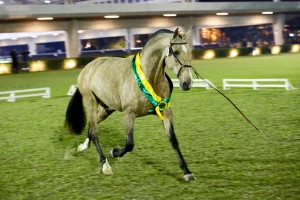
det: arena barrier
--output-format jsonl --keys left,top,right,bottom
{"left": 67, "top": 79, "right": 217, "bottom": 96}
{"left": 67, "top": 85, "right": 78, "bottom": 96}
{"left": 0, "top": 87, "right": 51, "bottom": 102}
{"left": 171, "top": 79, "right": 217, "bottom": 90}
{"left": 222, "top": 79, "right": 297, "bottom": 90}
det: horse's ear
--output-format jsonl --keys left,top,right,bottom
{"left": 172, "top": 28, "right": 179, "bottom": 40}
{"left": 182, "top": 27, "right": 193, "bottom": 41}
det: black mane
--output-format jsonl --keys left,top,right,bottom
{"left": 144, "top": 29, "right": 174, "bottom": 47}
{"left": 147, "top": 29, "right": 173, "bottom": 42}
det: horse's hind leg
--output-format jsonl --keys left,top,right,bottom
{"left": 110, "top": 112, "right": 135, "bottom": 158}
{"left": 77, "top": 106, "right": 114, "bottom": 152}
{"left": 81, "top": 94, "right": 113, "bottom": 175}
{"left": 162, "top": 108, "right": 196, "bottom": 181}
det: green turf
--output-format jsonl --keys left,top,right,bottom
{"left": 0, "top": 53, "right": 299, "bottom": 200}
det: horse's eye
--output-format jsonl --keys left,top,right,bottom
{"left": 174, "top": 51, "right": 179, "bottom": 55}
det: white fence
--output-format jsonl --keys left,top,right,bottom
{"left": 0, "top": 87, "right": 51, "bottom": 102}
{"left": 67, "top": 79, "right": 216, "bottom": 96}
{"left": 223, "top": 79, "right": 297, "bottom": 90}
{"left": 67, "top": 85, "right": 78, "bottom": 96}
{"left": 172, "top": 79, "right": 217, "bottom": 89}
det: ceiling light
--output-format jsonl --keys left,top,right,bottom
{"left": 104, "top": 15, "right": 119, "bottom": 19}
{"left": 262, "top": 12, "right": 273, "bottom": 15}
{"left": 216, "top": 13, "right": 228, "bottom": 16}
{"left": 11, "top": 38, "right": 18, "bottom": 40}
{"left": 77, "top": 30, "right": 84, "bottom": 33}
{"left": 31, "top": 35, "right": 38, "bottom": 38}
{"left": 0, "top": 1, "right": 4, "bottom": 5}
{"left": 52, "top": 33, "right": 59, "bottom": 36}
{"left": 163, "top": 14, "right": 177, "bottom": 17}
{"left": 289, "top": 33, "right": 295, "bottom": 37}
{"left": 37, "top": 17, "right": 53, "bottom": 20}
{"left": 44, "top": 0, "right": 51, "bottom": 3}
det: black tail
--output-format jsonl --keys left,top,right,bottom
{"left": 65, "top": 88, "right": 87, "bottom": 134}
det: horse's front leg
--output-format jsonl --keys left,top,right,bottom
{"left": 163, "top": 108, "right": 196, "bottom": 181}
{"left": 110, "top": 112, "right": 135, "bottom": 158}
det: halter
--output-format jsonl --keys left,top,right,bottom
{"left": 166, "top": 42, "right": 192, "bottom": 78}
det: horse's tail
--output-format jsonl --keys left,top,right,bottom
{"left": 65, "top": 88, "right": 87, "bottom": 135}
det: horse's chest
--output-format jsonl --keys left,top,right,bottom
{"left": 134, "top": 88, "right": 170, "bottom": 117}
{"left": 135, "top": 96, "right": 153, "bottom": 115}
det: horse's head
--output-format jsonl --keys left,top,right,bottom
{"left": 165, "top": 28, "right": 193, "bottom": 91}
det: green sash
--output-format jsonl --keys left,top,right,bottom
{"left": 132, "top": 52, "right": 172, "bottom": 120}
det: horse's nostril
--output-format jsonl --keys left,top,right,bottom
{"left": 183, "top": 82, "right": 188, "bottom": 88}
{"left": 183, "top": 82, "right": 190, "bottom": 90}
{"left": 182, "top": 82, "right": 191, "bottom": 91}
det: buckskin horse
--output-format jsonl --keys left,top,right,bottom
{"left": 65, "top": 28, "right": 196, "bottom": 181}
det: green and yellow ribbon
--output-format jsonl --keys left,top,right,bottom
{"left": 132, "top": 52, "right": 172, "bottom": 120}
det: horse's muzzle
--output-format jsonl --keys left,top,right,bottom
{"left": 182, "top": 82, "right": 191, "bottom": 91}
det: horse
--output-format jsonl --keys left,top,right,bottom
{"left": 65, "top": 28, "right": 196, "bottom": 181}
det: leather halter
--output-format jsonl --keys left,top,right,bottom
{"left": 167, "top": 42, "right": 192, "bottom": 78}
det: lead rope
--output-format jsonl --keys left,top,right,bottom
{"left": 191, "top": 67, "right": 263, "bottom": 134}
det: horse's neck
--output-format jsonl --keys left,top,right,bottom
{"left": 140, "top": 48, "right": 166, "bottom": 84}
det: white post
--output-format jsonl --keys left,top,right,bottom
{"left": 205, "top": 81, "right": 209, "bottom": 90}
{"left": 252, "top": 80, "right": 259, "bottom": 90}
{"left": 67, "top": 85, "right": 78, "bottom": 96}
{"left": 287, "top": 80, "right": 297, "bottom": 90}
{"left": 284, "top": 79, "right": 290, "bottom": 90}
{"left": 43, "top": 88, "right": 51, "bottom": 98}
{"left": 8, "top": 92, "right": 15, "bottom": 102}
{"left": 223, "top": 79, "right": 228, "bottom": 90}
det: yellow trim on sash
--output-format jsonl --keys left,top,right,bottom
{"left": 136, "top": 53, "right": 162, "bottom": 103}
{"left": 135, "top": 53, "right": 169, "bottom": 120}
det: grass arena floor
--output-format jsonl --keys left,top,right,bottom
{"left": 0, "top": 53, "right": 299, "bottom": 200}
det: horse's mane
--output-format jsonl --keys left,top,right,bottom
{"left": 145, "top": 29, "right": 174, "bottom": 45}
{"left": 144, "top": 29, "right": 182, "bottom": 48}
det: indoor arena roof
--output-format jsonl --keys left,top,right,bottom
{"left": 1, "top": 0, "right": 300, "bottom": 4}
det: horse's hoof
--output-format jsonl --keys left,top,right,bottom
{"left": 77, "top": 144, "right": 86, "bottom": 152}
{"left": 109, "top": 149, "right": 116, "bottom": 158}
{"left": 102, "top": 159, "right": 113, "bottom": 175}
{"left": 184, "top": 174, "right": 196, "bottom": 181}
{"left": 77, "top": 138, "right": 89, "bottom": 152}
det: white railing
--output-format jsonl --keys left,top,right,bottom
{"left": 223, "top": 79, "right": 297, "bottom": 90}
{"left": 67, "top": 79, "right": 216, "bottom": 96}
{"left": 0, "top": 87, "right": 51, "bottom": 102}
{"left": 172, "top": 79, "right": 217, "bottom": 89}
{"left": 67, "top": 85, "right": 78, "bottom": 96}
